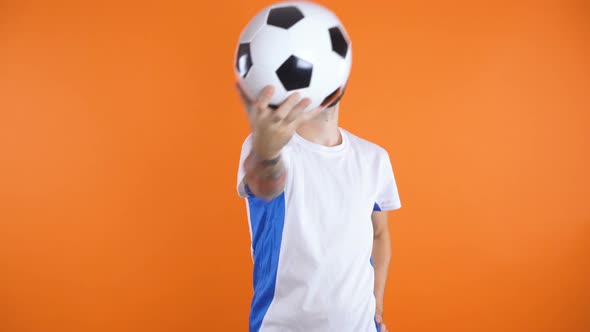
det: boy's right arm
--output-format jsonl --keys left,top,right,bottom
{"left": 237, "top": 84, "right": 321, "bottom": 201}
{"left": 242, "top": 149, "right": 287, "bottom": 201}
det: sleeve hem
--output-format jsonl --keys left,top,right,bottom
{"left": 237, "top": 180, "right": 254, "bottom": 198}
{"left": 374, "top": 201, "right": 402, "bottom": 211}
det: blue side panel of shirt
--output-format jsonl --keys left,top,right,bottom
{"left": 247, "top": 191, "right": 286, "bottom": 332}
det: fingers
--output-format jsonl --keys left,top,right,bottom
{"left": 239, "top": 85, "right": 319, "bottom": 125}
{"left": 283, "top": 97, "right": 311, "bottom": 124}
{"left": 255, "top": 85, "right": 275, "bottom": 115}
{"left": 375, "top": 313, "right": 388, "bottom": 332}
{"left": 275, "top": 92, "right": 303, "bottom": 119}
{"left": 271, "top": 92, "right": 301, "bottom": 121}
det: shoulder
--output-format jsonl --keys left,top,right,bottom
{"left": 241, "top": 133, "right": 253, "bottom": 147}
{"left": 341, "top": 128, "right": 390, "bottom": 160}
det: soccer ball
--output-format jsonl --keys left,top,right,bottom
{"left": 235, "top": 1, "right": 352, "bottom": 112}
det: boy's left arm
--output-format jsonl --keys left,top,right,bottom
{"left": 371, "top": 210, "right": 391, "bottom": 331}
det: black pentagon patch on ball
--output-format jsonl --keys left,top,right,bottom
{"left": 236, "top": 43, "right": 253, "bottom": 78}
{"left": 267, "top": 6, "right": 304, "bottom": 29}
{"left": 329, "top": 26, "right": 349, "bottom": 58}
{"left": 276, "top": 55, "right": 313, "bottom": 91}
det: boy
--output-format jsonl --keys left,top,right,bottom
{"left": 236, "top": 83, "right": 401, "bottom": 332}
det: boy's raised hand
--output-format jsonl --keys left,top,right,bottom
{"left": 237, "top": 84, "right": 322, "bottom": 160}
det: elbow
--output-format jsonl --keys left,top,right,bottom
{"left": 373, "top": 229, "right": 390, "bottom": 241}
{"left": 373, "top": 229, "right": 384, "bottom": 240}
{"left": 243, "top": 154, "right": 287, "bottom": 201}
{"left": 245, "top": 175, "right": 286, "bottom": 201}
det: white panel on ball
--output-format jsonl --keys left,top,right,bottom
{"left": 325, "top": 50, "right": 352, "bottom": 88}
{"left": 242, "top": 65, "right": 289, "bottom": 106}
{"left": 250, "top": 26, "right": 294, "bottom": 72}
{"left": 304, "top": 51, "right": 339, "bottom": 107}
{"left": 344, "top": 41, "right": 353, "bottom": 79}
{"left": 288, "top": 14, "right": 331, "bottom": 64}
{"left": 239, "top": 8, "right": 270, "bottom": 43}
{"left": 293, "top": 2, "right": 341, "bottom": 28}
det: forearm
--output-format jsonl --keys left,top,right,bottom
{"left": 243, "top": 151, "right": 287, "bottom": 200}
{"left": 372, "top": 231, "right": 392, "bottom": 300}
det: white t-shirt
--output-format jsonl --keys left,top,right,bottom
{"left": 237, "top": 128, "right": 401, "bottom": 332}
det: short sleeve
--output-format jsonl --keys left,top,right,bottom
{"left": 373, "top": 150, "right": 402, "bottom": 211}
{"left": 237, "top": 134, "right": 253, "bottom": 198}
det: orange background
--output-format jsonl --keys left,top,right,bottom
{"left": 1, "top": 0, "right": 589, "bottom": 331}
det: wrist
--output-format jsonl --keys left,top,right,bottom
{"left": 254, "top": 153, "right": 281, "bottom": 167}
{"left": 374, "top": 290, "right": 385, "bottom": 300}
{"left": 251, "top": 132, "right": 283, "bottom": 160}
{"left": 244, "top": 151, "right": 283, "bottom": 175}
{"left": 250, "top": 148, "right": 281, "bottom": 163}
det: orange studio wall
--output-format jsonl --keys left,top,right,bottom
{"left": 0, "top": 0, "right": 589, "bottom": 331}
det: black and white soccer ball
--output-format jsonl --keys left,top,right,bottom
{"left": 235, "top": 1, "right": 352, "bottom": 112}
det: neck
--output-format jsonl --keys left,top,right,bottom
{"left": 296, "top": 104, "right": 342, "bottom": 147}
